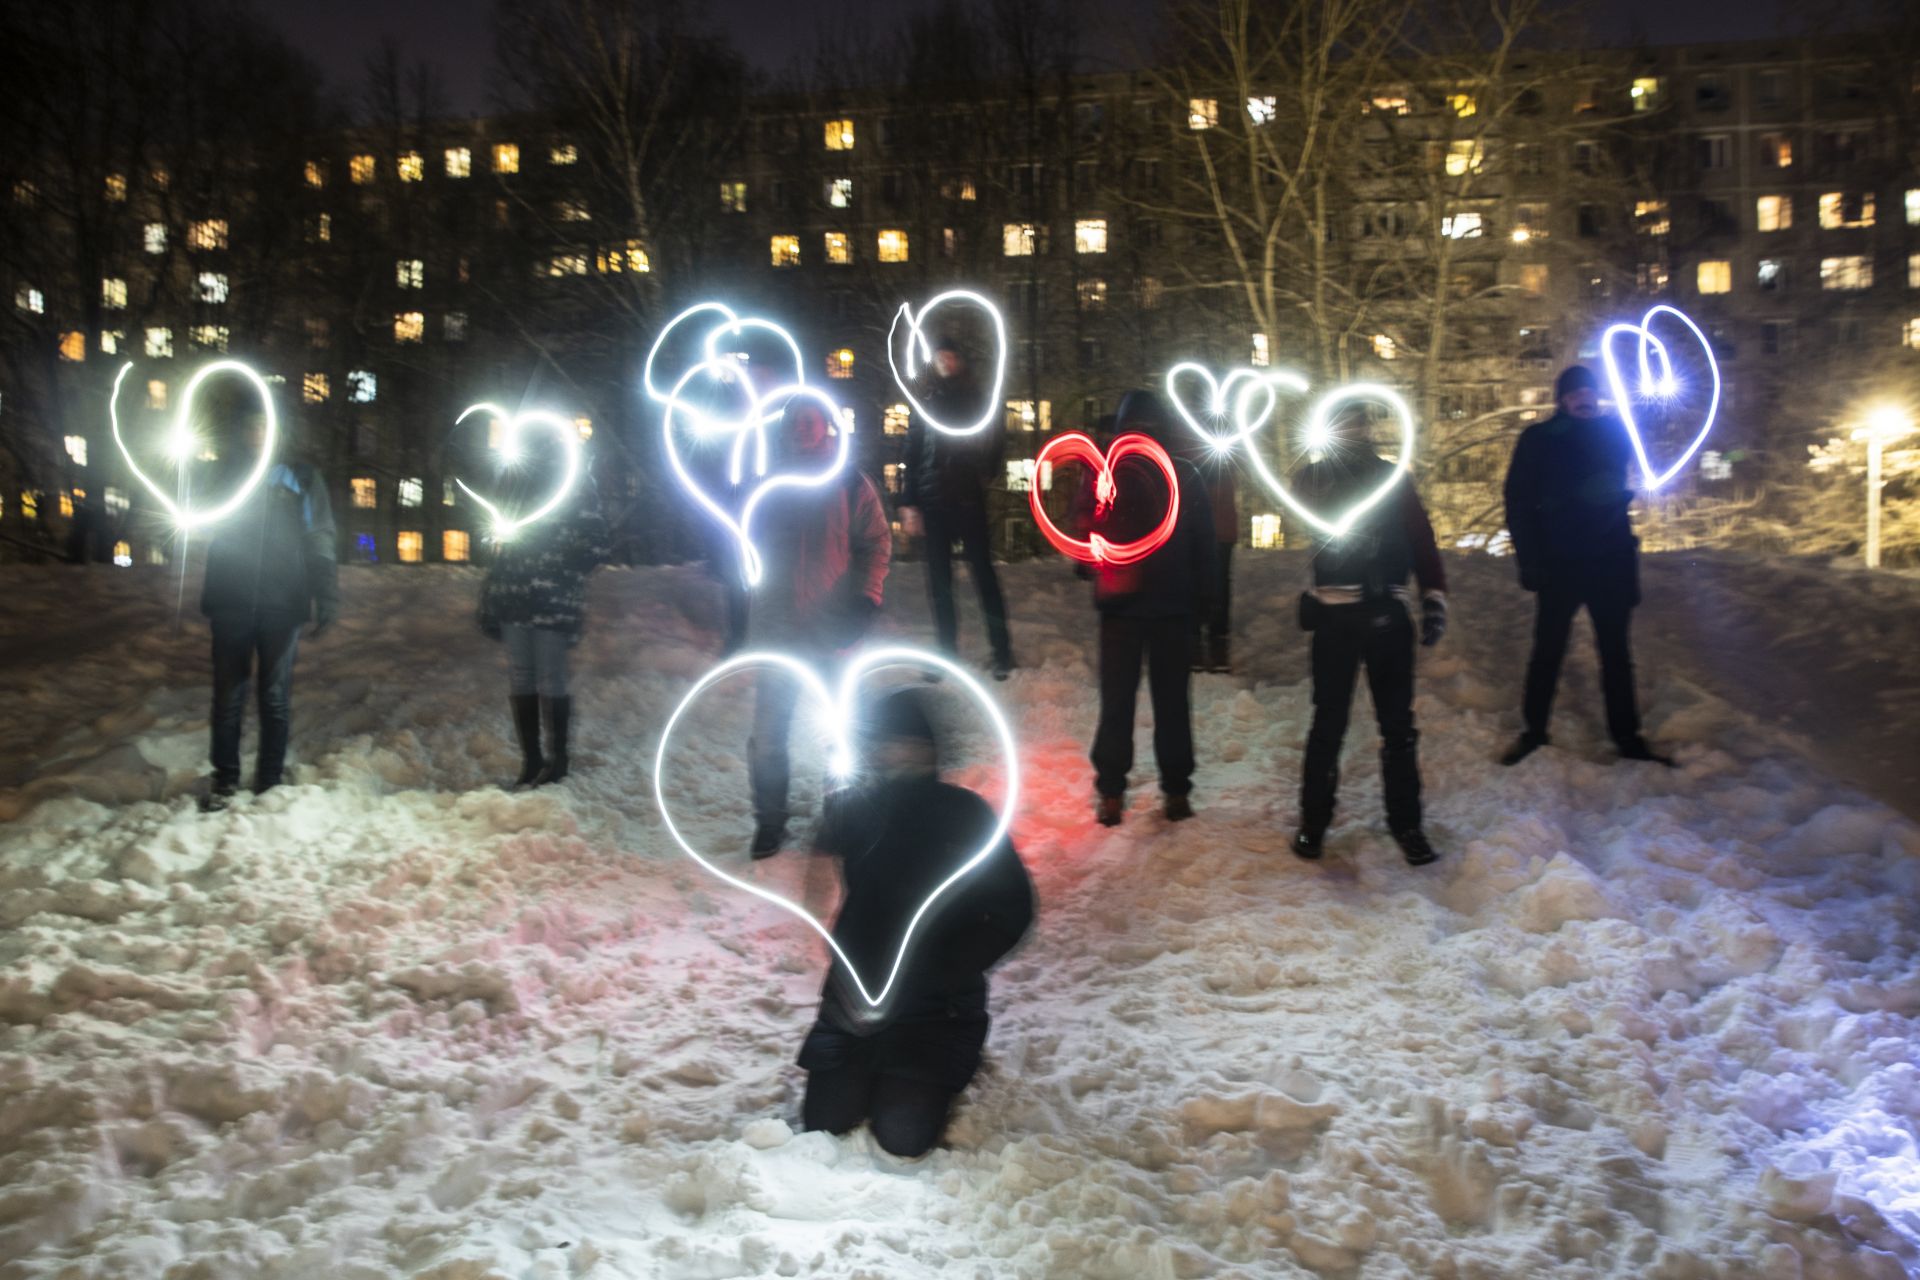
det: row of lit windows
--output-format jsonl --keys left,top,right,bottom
{"left": 308, "top": 142, "right": 573, "bottom": 188}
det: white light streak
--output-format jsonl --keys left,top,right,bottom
{"left": 887, "top": 290, "right": 1008, "bottom": 436}
{"left": 1240, "top": 381, "right": 1416, "bottom": 539}
{"left": 1599, "top": 303, "right": 1721, "bottom": 490}
{"left": 452, "top": 402, "right": 585, "bottom": 541}
{"left": 108, "top": 359, "right": 278, "bottom": 531}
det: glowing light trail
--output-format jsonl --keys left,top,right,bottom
{"left": 654, "top": 645, "right": 1019, "bottom": 1010}
{"left": 451, "top": 403, "right": 585, "bottom": 542}
{"left": 1030, "top": 431, "right": 1182, "bottom": 565}
{"left": 887, "top": 290, "right": 1008, "bottom": 436}
{"left": 1599, "top": 303, "right": 1721, "bottom": 490}
{"left": 1239, "top": 380, "right": 1417, "bottom": 539}
{"left": 108, "top": 360, "right": 278, "bottom": 531}
{"left": 1164, "top": 363, "right": 1291, "bottom": 453}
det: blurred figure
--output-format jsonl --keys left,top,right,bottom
{"left": 1290, "top": 404, "right": 1448, "bottom": 866}
{"left": 199, "top": 416, "right": 338, "bottom": 811}
{"left": 1085, "top": 389, "right": 1215, "bottom": 826}
{"left": 747, "top": 397, "right": 892, "bottom": 855}
{"left": 1176, "top": 432, "right": 1241, "bottom": 673}
{"left": 793, "top": 686, "right": 1035, "bottom": 1158}
{"left": 898, "top": 337, "right": 1015, "bottom": 680}
{"left": 477, "top": 448, "right": 611, "bottom": 788}
{"left": 1501, "top": 365, "right": 1670, "bottom": 767}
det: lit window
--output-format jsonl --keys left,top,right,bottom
{"left": 19, "top": 491, "right": 37, "bottom": 519}
{"left": 1074, "top": 218, "right": 1108, "bottom": 254}
{"left": 395, "top": 532, "right": 424, "bottom": 563}
{"left": 1907, "top": 189, "right": 1920, "bottom": 225}
{"left": 397, "top": 258, "right": 424, "bottom": 288}
{"left": 1003, "top": 222, "right": 1038, "bottom": 257}
{"left": 827, "top": 348, "right": 855, "bottom": 379}
{"left": 145, "top": 327, "right": 172, "bottom": 358}
{"left": 596, "top": 240, "right": 649, "bottom": 273}
{"left": 196, "top": 272, "right": 230, "bottom": 304}
{"left": 304, "top": 160, "right": 326, "bottom": 187}
{"left": 147, "top": 380, "right": 167, "bottom": 410}
{"left": 149, "top": 168, "right": 169, "bottom": 190}
{"left": 838, "top": 406, "right": 856, "bottom": 435}
{"left": 1367, "top": 90, "right": 1410, "bottom": 115}
{"left": 105, "top": 172, "right": 128, "bottom": 201}
{"left": 189, "top": 325, "right": 229, "bottom": 352}
{"left": 1520, "top": 263, "right": 1549, "bottom": 294}
{"left": 445, "top": 311, "right": 468, "bottom": 341}
{"left": 1696, "top": 261, "right": 1732, "bottom": 294}
{"left": 942, "top": 175, "right": 977, "bottom": 201}
{"left": 1005, "top": 459, "right": 1039, "bottom": 492}
{"left": 1756, "top": 195, "right": 1792, "bottom": 232}
{"left": 64, "top": 435, "right": 89, "bottom": 467}
{"left": 143, "top": 223, "right": 167, "bottom": 254}
{"left": 1005, "top": 400, "right": 1051, "bottom": 432}
{"left": 550, "top": 142, "right": 577, "bottom": 165}
{"left": 398, "top": 477, "right": 424, "bottom": 508}
{"left": 1372, "top": 333, "right": 1398, "bottom": 360}
{"left": 828, "top": 177, "right": 852, "bottom": 207}
{"left": 877, "top": 228, "right": 909, "bottom": 263}
{"left": 1630, "top": 76, "right": 1661, "bottom": 110}
{"left": 351, "top": 477, "right": 378, "bottom": 509}
{"left": 1760, "top": 133, "right": 1793, "bottom": 169}
{"left": 102, "top": 277, "right": 128, "bottom": 309}
{"left": 1634, "top": 200, "right": 1670, "bottom": 236}
{"left": 394, "top": 311, "right": 424, "bottom": 343}
{"left": 350, "top": 154, "right": 376, "bottom": 184}
{"left": 306, "top": 212, "right": 332, "bottom": 244}
{"left": 443, "top": 480, "right": 458, "bottom": 506}
{"left": 1251, "top": 333, "right": 1270, "bottom": 367}
{"left": 883, "top": 403, "right": 910, "bottom": 436}
{"left": 1821, "top": 255, "right": 1872, "bottom": 290}
{"left": 1247, "top": 95, "right": 1276, "bottom": 124}
{"left": 1818, "top": 192, "right": 1875, "bottom": 229}
{"left": 543, "top": 253, "right": 588, "bottom": 277}
{"left": 1444, "top": 141, "right": 1483, "bottom": 176}
{"left": 721, "top": 180, "right": 747, "bottom": 212}
{"left": 59, "top": 493, "right": 74, "bottom": 517}
{"left": 348, "top": 370, "right": 377, "bottom": 402}
{"left": 824, "top": 231, "right": 851, "bottom": 265}
{"left": 443, "top": 529, "right": 471, "bottom": 561}
{"left": 398, "top": 151, "right": 424, "bottom": 182}
{"left": 883, "top": 462, "right": 902, "bottom": 494}
{"left": 1250, "top": 514, "right": 1282, "bottom": 548}
{"left": 303, "top": 372, "right": 329, "bottom": 403}
{"left": 574, "top": 417, "right": 592, "bottom": 440}
{"left": 493, "top": 143, "right": 520, "bottom": 173}
{"left": 1911, "top": 253, "right": 1920, "bottom": 289}
{"left": 445, "top": 147, "right": 471, "bottom": 178}
{"left": 824, "top": 118, "right": 855, "bottom": 150}
{"left": 557, "top": 199, "right": 591, "bottom": 222}
{"left": 100, "top": 331, "right": 123, "bottom": 354}
{"left": 1188, "top": 98, "right": 1219, "bottom": 130}
{"left": 1448, "top": 92, "right": 1477, "bottom": 117}
{"left": 770, "top": 234, "right": 801, "bottom": 267}
{"left": 1756, "top": 259, "right": 1788, "bottom": 291}
{"left": 15, "top": 286, "right": 44, "bottom": 314}
{"left": 1441, "top": 211, "right": 1483, "bottom": 239}
{"left": 113, "top": 540, "right": 132, "bottom": 567}
{"left": 104, "top": 487, "right": 129, "bottom": 514}
{"left": 1077, "top": 279, "right": 1107, "bottom": 309}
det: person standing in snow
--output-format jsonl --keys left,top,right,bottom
{"left": 746, "top": 397, "right": 892, "bottom": 855}
{"left": 1289, "top": 405, "right": 1448, "bottom": 866}
{"left": 1500, "top": 365, "right": 1670, "bottom": 768}
{"left": 1085, "top": 389, "right": 1215, "bottom": 827}
{"left": 1176, "top": 432, "right": 1242, "bottom": 674}
{"left": 477, "top": 451, "right": 611, "bottom": 788}
{"left": 896, "top": 336, "right": 1016, "bottom": 681}
{"left": 199, "top": 413, "right": 339, "bottom": 812}
{"left": 793, "top": 686, "right": 1035, "bottom": 1158}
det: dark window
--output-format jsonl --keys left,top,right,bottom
{"left": 1577, "top": 204, "right": 1603, "bottom": 237}
{"left": 1695, "top": 74, "right": 1731, "bottom": 111}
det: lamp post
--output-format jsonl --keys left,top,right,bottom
{"left": 1853, "top": 406, "right": 1914, "bottom": 570}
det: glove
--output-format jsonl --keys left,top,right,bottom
{"left": 311, "top": 598, "right": 338, "bottom": 638}
{"left": 1420, "top": 592, "right": 1447, "bottom": 648}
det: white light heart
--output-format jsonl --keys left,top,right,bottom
{"left": 887, "top": 289, "right": 1008, "bottom": 436}
{"left": 654, "top": 645, "right": 1019, "bottom": 1011}
{"left": 453, "top": 403, "right": 585, "bottom": 542}
{"left": 1240, "top": 381, "right": 1417, "bottom": 539}
{"left": 1165, "top": 363, "right": 1300, "bottom": 453}
{"left": 1599, "top": 304, "right": 1721, "bottom": 491}
{"left": 109, "top": 360, "right": 278, "bottom": 531}
{"left": 644, "top": 302, "right": 809, "bottom": 483}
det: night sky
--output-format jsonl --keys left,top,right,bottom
{"left": 255, "top": 0, "right": 1805, "bottom": 119}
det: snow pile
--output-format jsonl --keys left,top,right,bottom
{"left": 2, "top": 549, "right": 1918, "bottom": 1278}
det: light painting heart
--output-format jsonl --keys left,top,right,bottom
{"left": 1030, "top": 431, "right": 1182, "bottom": 566}
{"left": 1599, "top": 303, "right": 1721, "bottom": 491}
{"left": 452, "top": 402, "right": 585, "bottom": 542}
{"left": 643, "top": 302, "right": 809, "bottom": 486}
{"left": 108, "top": 360, "right": 279, "bottom": 532}
{"left": 1240, "top": 381, "right": 1416, "bottom": 540}
{"left": 1164, "top": 363, "right": 1289, "bottom": 453}
{"left": 653, "top": 645, "right": 1019, "bottom": 1010}
{"left": 888, "top": 289, "right": 1008, "bottom": 436}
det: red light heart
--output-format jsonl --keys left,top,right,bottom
{"left": 1029, "top": 432, "right": 1181, "bottom": 566}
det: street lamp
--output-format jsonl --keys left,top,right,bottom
{"left": 1852, "top": 406, "right": 1914, "bottom": 570}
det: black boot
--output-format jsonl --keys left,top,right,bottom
{"left": 509, "top": 694, "right": 544, "bottom": 787}
{"left": 1499, "top": 732, "right": 1547, "bottom": 767}
{"left": 1164, "top": 793, "right": 1194, "bottom": 821}
{"left": 534, "top": 697, "right": 571, "bottom": 785}
{"left": 1096, "top": 794, "right": 1124, "bottom": 827}
{"left": 1392, "top": 826, "right": 1440, "bottom": 867}
{"left": 750, "top": 821, "right": 786, "bottom": 858}
{"left": 1617, "top": 737, "right": 1675, "bottom": 767}
{"left": 1291, "top": 827, "right": 1325, "bottom": 860}
{"left": 1209, "top": 636, "right": 1231, "bottom": 675}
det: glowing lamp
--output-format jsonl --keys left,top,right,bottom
{"left": 654, "top": 645, "right": 1018, "bottom": 1010}
{"left": 1599, "top": 303, "right": 1720, "bottom": 490}
{"left": 452, "top": 402, "right": 584, "bottom": 541}
{"left": 108, "top": 360, "right": 278, "bottom": 531}
{"left": 887, "top": 290, "right": 1008, "bottom": 436}
{"left": 1029, "top": 432, "right": 1181, "bottom": 565}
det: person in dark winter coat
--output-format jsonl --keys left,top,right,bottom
{"left": 1175, "top": 435, "right": 1241, "bottom": 673}
{"left": 748, "top": 397, "right": 893, "bottom": 855}
{"left": 793, "top": 686, "right": 1035, "bottom": 1158}
{"left": 198, "top": 419, "right": 339, "bottom": 811}
{"left": 477, "top": 455, "right": 612, "bottom": 788}
{"left": 1289, "top": 406, "right": 1449, "bottom": 866}
{"left": 1085, "top": 389, "right": 1215, "bottom": 826}
{"left": 1500, "top": 365, "right": 1670, "bottom": 767}
{"left": 897, "top": 338, "right": 1015, "bottom": 679}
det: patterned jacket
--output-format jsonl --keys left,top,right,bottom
{"left": 479, "top": 479, "right": 612, "bottom": 643}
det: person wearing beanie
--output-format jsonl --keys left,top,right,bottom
{"left": 897, "top": 336, "right": 1016, "bottom": 680}
{"left": 785, "top": 686, "right": 1036, "bottom": 1158}
{"left": 1500, "top": 364, "right": 1671, "bottom": 767}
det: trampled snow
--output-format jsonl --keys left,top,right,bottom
{"left": 2, "top": 549, "right": 1918, "bottom": 1278}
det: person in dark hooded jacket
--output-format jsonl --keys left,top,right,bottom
{"left": 477, "top": 452, "right": 612, "bottom": 788}
{"left": 792, "top": 686, "right": 1035, "bottom": 1158}
{"left": 198, "top": 416, "right": 338, "bottom": 811}
{"left": 1084, "top": 389, "right": 1215, "bottom": 826}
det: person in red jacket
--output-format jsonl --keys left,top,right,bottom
{"left": 1290, "top": 405, "right": 1448, "bottom": 866}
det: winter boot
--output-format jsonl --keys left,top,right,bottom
{"left": 1291, "top": 827, "right": 1325, "bottom": 860}
{"left": 1164, "top": 793, "right": 1194, "bottom": 822}
{"left": 991, "top": 656, "right": 1015, "bottom": 683}
{"left": 509, "top": 694, "right": 544, "bottom": 788}
{"left": 1392, "top": 827, "right": 1440, "bottom": 867}
{"left": 1096, "top": 794, "right": 1125, "bottom": 827}
{"left": 1617, "top": 737, "right": 1675, "bottom": 767}
{"left": 1208, "top": 636, "right": 1231, "bottom": 675}
{"left": 200, "top": 777, "right": 239, "bottom": 814}
{"left": 750, "top": 821, "right": 786, "bottom": 858}
{"left": 1498, "top": 732, "right": 1547, "bottom": 767}
{"left": 533, "top": 697, "right": 571, "bottom": 785}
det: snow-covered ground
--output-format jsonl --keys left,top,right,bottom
{"left": 3, "top": 548, "right": 1919, "bottom": 1279}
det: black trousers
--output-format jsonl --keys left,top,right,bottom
{"left": 1092, "top": 614, "right": 1194, "bottom": 798}
{"left": 924, "top": 504, "right": 1013, "bottom": 666}
{"left": 803, "top": 1060, "right": 955, "bottom": 1158}
{"left": 210, "top": 614, "right": 303, "bottom": 788}
{"left": 1522, "top": 574, "right": 1641, "bottom": 747}
{"left": 1197, "top": 542, "right": 1233, "bottom": 651}
{"left": 1301, "top": 602, "right": 1420, "bottom": 833}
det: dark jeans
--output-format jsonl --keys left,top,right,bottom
{"left": 210, "top": 614, "right": 302, "bottom": 788}
{"left": 803, "top": 1059, "right": 955, "bottom": 1158}
{"left": 1301, "top": 601, "right": 1420, "bottom": 833}
{"left": 1092, "top": 614, "right": 1194, "bottom": 798}
{"left": 924, "top": 504, "right": 1012, "bottom": 666}
{"left": 1522, "top": 573, "right": 1642, "bottom": 747}
{"left": 1198, "top": 542, "right": 1233, "bottom": 651}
